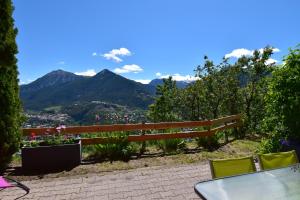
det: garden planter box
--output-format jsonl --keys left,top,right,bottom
{"left": 22, "top": 140, "right": 81, "bottom": 171}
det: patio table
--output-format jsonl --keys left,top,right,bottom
{"left": 194, "top": 164, "right": 300, "bottom": 200}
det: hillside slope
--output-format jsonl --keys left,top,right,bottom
{"left": 20, "top": 69, "right": 155, "bottom": 110}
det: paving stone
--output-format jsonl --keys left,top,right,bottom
{"left": 2, "top": 162, "right": 210, "bottom": 200}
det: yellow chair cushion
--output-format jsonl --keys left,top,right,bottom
{"left": 210, "top": 156, "right": 256, "bottom": 179}
{"left": 258, "top": 150, "right": 299, "bottom": 170}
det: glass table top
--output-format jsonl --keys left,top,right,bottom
{"left": 194, "top": 164, "right": 300, "bottom": 200}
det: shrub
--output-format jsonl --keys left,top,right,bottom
{"left": 87, "top": 132, "right": 139, "bottom": 161}
{"left": 92, "top": 141, "right": 138, "bottom": 162}
{"left": 261, "top": 45, "right": 300, "bottom": 152}
{"left": 157, "top": 138, "right": 186, "bottom": 153}
{"left": 196, "top": 133, "right": 222, "bottom": 151}
{"left": 258, "top": 132, "right": 282, "bottom": 153}
{"left": 0, "top": 0, "right": 22, "bottom": 171}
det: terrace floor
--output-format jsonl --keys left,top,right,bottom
{"left": 1, "top": 162, "right": 210, "bottom": 200}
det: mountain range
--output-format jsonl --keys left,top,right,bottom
{"left": 20, "top": 69, "right": 192, "bottom": 111}
{"left": 149, "top": 78, "right": 190, "bottom": 89}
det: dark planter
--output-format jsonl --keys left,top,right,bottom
{"left": 281, "top": 139, "right": 300, "bottom": 159}
{"left": 22, "top": 140, "right": 81, "bottom": 171}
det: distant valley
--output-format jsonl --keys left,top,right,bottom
{"left": 20, "top": 69, "right": 192, "bottom": 126}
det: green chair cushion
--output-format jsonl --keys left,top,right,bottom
{"left": 210, "top": 156, "right": 256, "bottom": 179}
{"left": 258, "top": 150, "right": 299, "bottom": 170}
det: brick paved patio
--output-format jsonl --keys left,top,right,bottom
{"left": 1, "top": 162, "right": 210, "bottom": 200}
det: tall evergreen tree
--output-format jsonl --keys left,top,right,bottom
{"left": 0, "top": 0, "right": 22, "bottom": 170}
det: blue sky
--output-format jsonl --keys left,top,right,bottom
{"left": 13, "top": 0, "right": 300, "bottom": 84}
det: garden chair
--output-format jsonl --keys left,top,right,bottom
{"left": 258, "top": 150, "right": 299, "bottom": 170}
{"left": 0, "top": 176, "right": 30, "bottom": 194}
{"left": 209, "top": 156, "right": 256, "bottom": 179}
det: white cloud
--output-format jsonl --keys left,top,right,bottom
{"left": 155, "top": 72, "right": 161, "bottom": 77}
{"left": 225, "top": 48, "right": 253, "bottom": 59}
{"left": 102, "top": 47, "right": 132, "bottom": 63}
{"left": 272, "top": 48, "right": 280, "bottom": 53}
{"left": 19, "top": 79, "right": 33, "bottom": 85}
{"left": 58, "top": 61, "right": 65, "bottom": 65}
{"left": 157, "top": 73, "right": 199, "bottom": 82}
{"left": 265, "top": 58, "right": 278, "bottom": 65}
{"left": 258, "top": 47, "right": 280, "bottom": 54}
{"left": 103, "top": 54, "right": 123, "bottom": 62}
{"left": 92, "top": 52, "right": 97, "bottom": 56}
{"left": 114, "top": 64, "right": 143, "bottom": 74}
{"left": 225, "top": 47, "right": 280, "bottom": 59}
{"left": 75, "top": 69, "right": 97, "bottom": 76}
{"left": 134, "top": 79, "right": 151, "bottom": 84}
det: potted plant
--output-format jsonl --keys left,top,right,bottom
{"left": 21, "top": 125, "right": 81, "bottom": 171}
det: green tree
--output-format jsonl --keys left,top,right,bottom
{"left": 179, "top": 81, "right": 206, "bottom": 120}
{"left": 195, "top": 56, "right": 227, "bottom": 119}
{"left": 261, "top": 45, "right": 300, "bottom": 152}
{"left": 148, "top": 77, "right": 180, "bottom": 122}
{"left": 237, "top": 47, "right": 275, "bottom": 133}
{"left": 0, "top": 0, "right": 22, "bottom": 170}
{"left": 191, "top": 47, "right": 275, "bottom": 136}
{"left": 222, "top": 61, "right": 242, "bottom": 116}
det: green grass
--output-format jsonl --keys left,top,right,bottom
{"left": 9, "top": 139, "right": 261, "bottom": 180}
{"left": 82, "top": 138, "right": 261, "bottom": 165}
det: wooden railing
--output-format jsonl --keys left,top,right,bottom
{"left": 22, "top": 114, "right": 242, "bottom": 146}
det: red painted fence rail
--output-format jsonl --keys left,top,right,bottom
{"left": 22, "top": 114, "right": 241, "bottom": 145}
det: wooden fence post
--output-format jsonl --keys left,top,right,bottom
{"left": 140, "top": 121, "right": 146, "bottom": 155}
{"left": 224, "top": 122, "right": 229, "bottom": 143}
{"left": 233, "top": 115, "right": 240, "bottom": 139}
{"left": 208, "top": 120, "right": 211, "bottom": 134}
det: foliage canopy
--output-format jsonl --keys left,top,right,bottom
{"left": 260, "top": 45, "right": 300, "bottom": 152}
{"left": 0, "top": 0, "right": 22, "bottom": 170}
